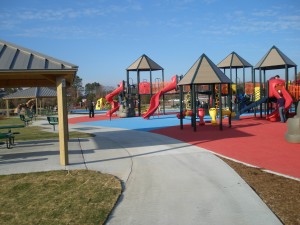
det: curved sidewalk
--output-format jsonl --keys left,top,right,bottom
{"left": 0, "top": 121, "right": 282, "bottom": 225}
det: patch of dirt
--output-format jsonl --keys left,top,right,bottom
{"left": 221, "top": 157, "right": 300, "bottom": 225}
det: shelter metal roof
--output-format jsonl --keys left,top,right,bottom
{"left": 254, "top": 45, "right": 297, "bottom": 70}
{"left": 0, "top": 39, "right": 78, "bottom": 87}
{"left": 2, "top": 87, "right": 57, "bottom": 99}
{"left": 218, "top": 51, "right": 252, "bottom": 69}
{"left": 178, "top": 54, "right": 232, "bottom": 85}
{"left": 127, "top": 54, "right": 163, "bottom": 71}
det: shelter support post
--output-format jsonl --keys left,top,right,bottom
{"left": 35, "top": 98, "right": 38, "bottom": 115}
{"left": 259, "top": 68, "right": 263, "bottom": 118}
{"left": 162, "top": 69, "right": 165, "bottom": 114}
{"left": 285, "top": 64, "right": 288, "bottom": 90}
{"left": 219, "top": 84, "right": 223, "bottom": 130}
{"left": 228, "top": 84, "right": 232, "bottom": 128}
{"left": 56, "top": 77, "right": 69, "bottom": 166}
{"left": 6, "top": 99, "right": 9, "bottom": 117}
{"left": 191, "top": 84, "right": 197, "bottom": 132}
{"left": 137, "top": 70, "right": 141, "bottom": 117}
{"left": 179, "top": 85, "right": 183, "bottom": 129}
{"left": 126, "top": 71, "right": 130, "bottom": 94}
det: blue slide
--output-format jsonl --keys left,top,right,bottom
{"left": 239, "top": 96, "right": 268, "bottom": 115}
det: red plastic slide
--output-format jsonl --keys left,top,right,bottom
{"left": 267, "top": 79, "right": 293, "bottom": 121}
{"left": 143, "top": 75, "right": 177, "bottom": 119}
{"left": 105, "top": 82, "right": 123, "bottom": 117}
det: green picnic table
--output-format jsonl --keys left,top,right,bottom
{"left": 0, "top": 124, "right": 25, "bottom": 149}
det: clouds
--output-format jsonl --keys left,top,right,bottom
{"left": 201, "top": 6, "right": 300, "bottom": 36}
{"left": 0, "top": 1, "right": 144, "bottom": 37}
{"left": 1, "top": 0, "right": 299, "bottom": 40}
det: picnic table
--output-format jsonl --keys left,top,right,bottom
{"left": 0, "top": 124, "right": 25, "bottom": 149}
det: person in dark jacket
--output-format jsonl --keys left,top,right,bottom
{"left": 277, "top": 90, "right": 286, "bottom": 122}
{"left": 88, "top": 100, "right": 95, "bottom": 118}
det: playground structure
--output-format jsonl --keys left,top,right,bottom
{"left": 266, "top": 78, "right": 293, "bottom": 121}
{"left": 102, "top": 47, "right": 300, "bottom": 129}
{"left": 104, "top": 81, "right": 135, "bottom": 118}
{"left": 105, "top": 81, "right": 123, "bottom": 117}
{"left": 93, "top": 54, "right": 182, "bottom": 119}
{"left": 142, "top": 75, "right": 178, "bottom": 119}
{"left": 102, "top": 75, "right": 179, "bottom": 118}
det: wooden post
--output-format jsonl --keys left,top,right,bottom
{"left": 56, "top": 77, "right": 69, "bottom": 165}
{"left": 6, "top": 99, "right": 9, "bottom": 117}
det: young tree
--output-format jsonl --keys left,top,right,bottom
{"left": 85, "top": 82, "right": 103, "bottom": 100}
{"left": 67, "top": 75, "right": 84, "bottom": 104}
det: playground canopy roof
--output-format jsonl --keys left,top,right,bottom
{"left": 127, "top": 54, "right": 163, "bottom": 71}
{"left": 254, "top": 45, "right": 297, "bottom": 70}
{"left": 2, "top": 87, "right": 57, "bottom": 100}
{"left": 0, "top": 39, "right": 78, "bottom": 87}
{"left": 178, "top": 53, "right": 232, "bottom": 85}
{"left": 218, "top": 51, "right": 252, "bottom": 69}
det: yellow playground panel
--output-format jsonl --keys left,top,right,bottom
{"left": 96, "top": 97, "right": 106, "bottom": 110}
{"left": 254, "top": 87, "right": 260, "bottom": 101}
{"left": 231, "top": 84, "right": 236, "bottom": 94}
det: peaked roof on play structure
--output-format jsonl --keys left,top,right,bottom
{"left": 178, "top": 53, "right": 232, "bottom": 85}
{"left": 217, "top": 51, "right": 252, "bottom": 69}
{"left": 127, "top": 54, "right": 163, "bottom": 71}
{"left": 254, "top": 45, "right": 297, "bottom": 70}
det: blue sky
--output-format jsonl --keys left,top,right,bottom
{"left": 1, "top": 0, "right": 300, "bottom": 87}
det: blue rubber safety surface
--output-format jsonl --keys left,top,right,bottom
{"left": 80, "top": 114, "right": 213, "bottom": 131}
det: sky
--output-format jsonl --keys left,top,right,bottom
{"left": 1, "top": 0, "right": 300, "bottom": 87}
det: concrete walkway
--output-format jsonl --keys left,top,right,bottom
{"left": 0, "top": 117, "right": 283, "bottom": 225}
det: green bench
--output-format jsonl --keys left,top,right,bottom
{"left": 20, "top": 114, "right": 32, "bottom": 126}
{"left": 47, "top": 116, "right": 59, "bottom": 131}
{"left": 28, "top": 113, "right": 37, "bottom": 121}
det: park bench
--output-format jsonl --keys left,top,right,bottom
{"left": 47, "top": 116, "right": 59, "bottom": 131}
{"left": 27, "top": 112, "right": 37, "bottom": 121}
{"left": 20, "top": 114, "right": 32, "bottom": 126}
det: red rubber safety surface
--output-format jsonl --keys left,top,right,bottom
{"left": 151, "top": 116, "right": 300, "bottom": 179}
{"left": 69, "top": 114, "right": 300, "bottom": 179}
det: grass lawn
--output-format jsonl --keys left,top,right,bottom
{"left": 0, "top": 170, "right": 121, "bottom": 225}
{"left": 0, "top": 117, "right": 94, "bottom": 141}
{"left": 0, "top": 116, "right": 122, "bottom": 224}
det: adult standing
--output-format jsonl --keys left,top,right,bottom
{"left": 88, "top": 100, "right": 95, "bottom": 118}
